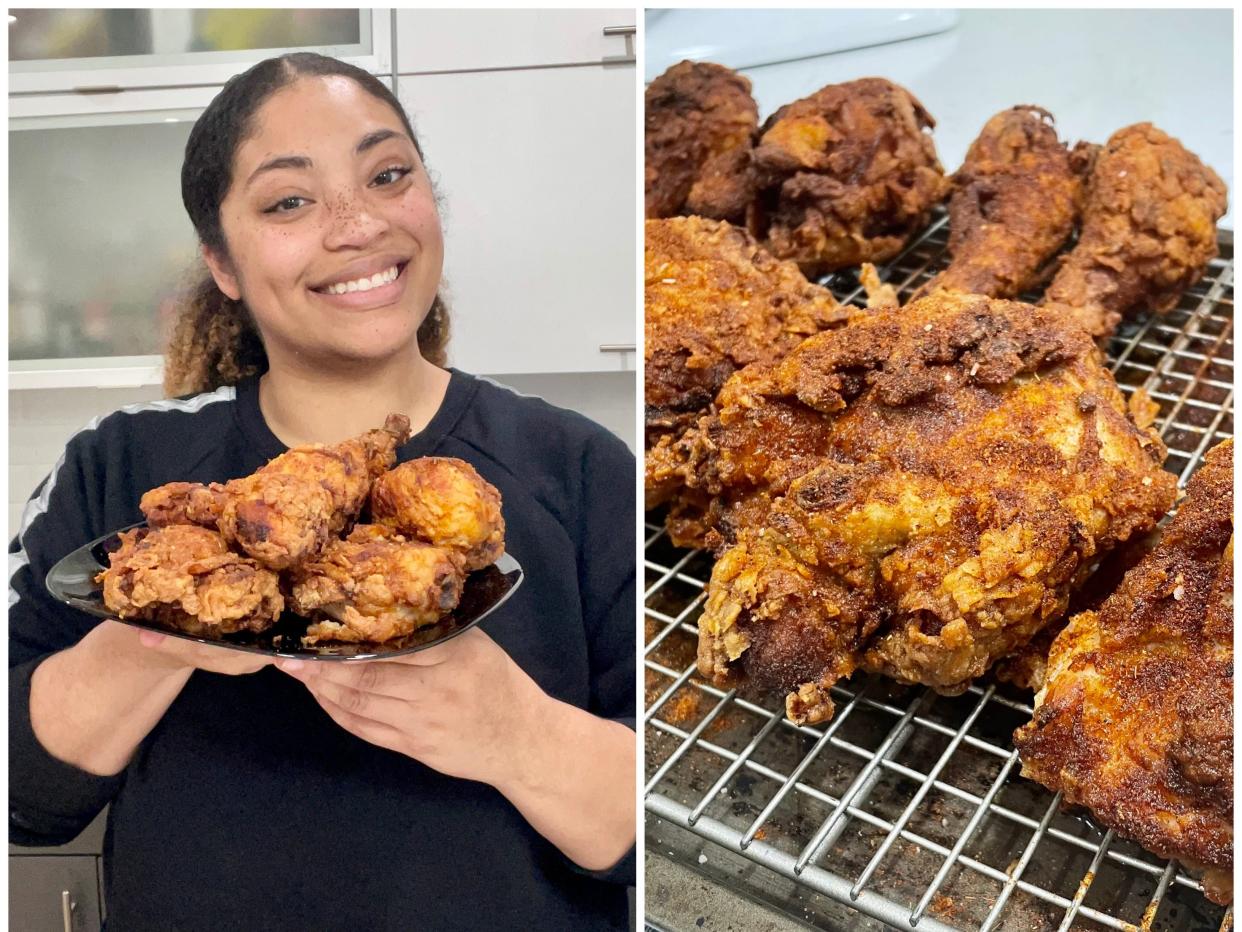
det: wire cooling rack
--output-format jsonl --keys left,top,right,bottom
{"left": 644, "top": 213, "right": 1234, "bottom": 932}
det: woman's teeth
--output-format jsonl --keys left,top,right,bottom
{"left": 322, "top": 264, "right": 400, "bottom": 295}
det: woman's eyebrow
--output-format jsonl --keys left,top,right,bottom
{"left": 356, "top": 128, "right": 408, "bottom": 154}
{"left": 244, "top": 130, "right": 409, "bottom": 188}
{"left": 246, "top": 155, "right": 311, "bottom": 187}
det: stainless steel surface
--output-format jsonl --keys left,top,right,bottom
{"left": 602, "top": 24, "right": 637, "bottom": 65}
{"left": 601, "top": 343, "right": 638, "bottom": 352}
{"left": 644, "top": 212, "right": 1233, "bottom": 931}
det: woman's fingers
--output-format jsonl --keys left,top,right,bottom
{"left": 276, "top": 657, "right": 424, "bottom": 700}
{"left": 302, "top": 672, "right": 412, "bottom": 724}
{"left": 312, "top": 692, "right": 410, "bottom": 756}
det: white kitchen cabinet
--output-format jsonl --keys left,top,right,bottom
{"left": 9, "top": 103, "right": 201, "bottom": 387}
{"left": 396, "top": 9, "right": 634, "bottom": 73}
{"left": 400, "top": 64, "right": 635, "bottom": 375}
{"left": 9, "top": 8, "right": 389, "bottom": 94}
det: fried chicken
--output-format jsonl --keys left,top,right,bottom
{"left": 291, "top": 524, "right": 467, "bottom": 644}
{"left": 747, "top": 77, "right": 950, "bottom": 277}
{"left": 140, "top": 481, "right": 224, "bottom": 529}
{"left": 645, "top": 60, "right": 759, "bottom": 222}
{"left": 1014, "top": 440, "right": 1233, "bottom": 905}
{"left": 915, "top": 106, "right": 1087, "bottom": 300}
{"left": 98, "top": 524, "right": 283, "bottom": 636}
{"left": 370, "top": 457, "right": 505, "bottom": 571}
{"left": 659, "top": 292, "right": 1176, "bottom": 724}
{"left": 644, "top": 216, "right": 848, "bottom": 455}
{"left": 139, "top": 414, "right": 411, "bottom": 571}
{"left": 1043, "top": 123, "right": 1228, "bottom": 337}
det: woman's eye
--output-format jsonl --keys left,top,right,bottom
{"left": 264, "top": 196, "right": 307, "bottom": 214}
{"left": 372, "top": 166, "right": 412, "bottom": 187}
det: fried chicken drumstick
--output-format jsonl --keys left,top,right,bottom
{"left": 748, "top": 77, "right": 950, "bottom": 276}
{"left": 1043, "top": 122, "right": 1228, "bottom": 338}
{"left": 140, "top": 414, "right": 411, "bottom": 571}
{"left": 658, "top": 292, "right": 1177, "bottom": 724}
{"left": 1014, "top": 440, "right": 1233, "bottom": 905}
{"left": 645, "top": 60, "right": 759, "bottom": 223}
{"left": 99, "top": 524, "right": 283, "bottom": 636}
{"left": 916, "top": 106, "right": 1086, "bottom": 300}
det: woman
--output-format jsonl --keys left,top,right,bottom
{"left": 10, "top": 53, "right": 636, "bottom": 930}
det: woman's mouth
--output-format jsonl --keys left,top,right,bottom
{"left": 311, "top": 261, "right": 409, "bottom": 308}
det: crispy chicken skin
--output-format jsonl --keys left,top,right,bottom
{"left": 291, "top": 525, "right": 467, "bottom": 644}
{"left": 140, "top": 481, "right": 224, "bottom": 528}
{"left": 1043, "top": 123, "right": 1228, "bottom": 337}
{"left": 645, "top": 61, "right": 759, "bottom": 222}
{"left": 644, "top": 216, "right": 848, "bottom": 454}
{"left": 99, "top": 524, "right": 283, "bottom": 636}
{"left": 139, "top": 414, "right": 411, "bottom": 571}
{"left": 659, "top": 292, "right": 1176, "bottom": 723}
{"left": 748, "top": 77, "right": 950, "bottom": 276}
{"left": 1014, "top": 440, "right": 1233, "bottom": 905}
{"left": 916, "top": 106, "right": 1087, "bottom": 300}
{"left": 370, "top": 457, "right": 505, "bottom": 572}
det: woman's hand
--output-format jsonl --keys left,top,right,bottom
{"left": 128, "top": 625, "right": 273, "bottom": 677}
{"left": 276, "top": 627, "right": 635, "bottom": 872}
{"left": 275, "top": 628, "right": 540, "bottom": 786}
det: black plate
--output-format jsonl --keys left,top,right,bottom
{"left": 45, "top": 524, "right": 523, "bottom": 661}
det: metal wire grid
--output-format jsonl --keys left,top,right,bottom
{"left": 643, "top": 215, "right": 1233, "bottom": 932}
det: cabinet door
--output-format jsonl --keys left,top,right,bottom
{"left": 396, "top": 9, "right": 634, "bottom": 73}
{"left": 10, "top": 8, "right": 389, "bottom": 94}
{"left": 9, "top": 109, "right": 199, "bottom": 379}
{"left": 400, "top": 65, "right": 635, "bottom": 375}
{"left": 8, "top": 857, "right": 102, "bottom": 932}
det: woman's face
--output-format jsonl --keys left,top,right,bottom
{"left": 206, "top": 75, "right": 444, "bottom": 368}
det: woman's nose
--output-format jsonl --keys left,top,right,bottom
{"left": 322, "top": 191, "right": 389, "bottom": 249}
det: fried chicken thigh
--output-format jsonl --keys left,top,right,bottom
{"left": 99, "top": 524, "right": 283, "bottom": 636}
{"left": 140, "top": 414, "right": 411, "bottom": 571}
{"left": 1043, "top": 123, "right": 1228, "bottom": 337}
{"left": 291, "top": 525, "right": 467, "bottom": 644}
{"left": 1014, "top": 440, "right": 1233, "bottom": 905}
{"left": 748, "top": 77, "right": 950, "bottom": 276}
{"left": 644, "top": 216, "right": 848, "bottom": 455}
{"left": 917, "top": 106, "right": 1086, "bottom": 299}
{"left": 659, "top": 292, "right": 1176, "bottom": 723}
{"left": 370, "top": 457, "right": 505, "bottom": 571}
{"left": 645, "top": 61, "right": 759, "bottom": 222}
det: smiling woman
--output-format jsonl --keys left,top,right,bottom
{"left": 10, "top": 51, "right": 636, "bottom": 931}
{"left": 165, "top": 54, "right": 451, "bottom": 397}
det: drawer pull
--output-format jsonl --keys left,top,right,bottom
{"left": 602, "top": 25, "right": 636, "bottom": 65}
{"left": 61, "top": 890, "right": 75, "bottom": 932}
{"left": 599, "top": 344, "right": 636, "bottom": 353}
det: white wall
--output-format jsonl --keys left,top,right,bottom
{"left": 8, "top": 373, "right": 635, "bottom": 540}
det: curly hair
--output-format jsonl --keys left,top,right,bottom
{"left": 164, "top": 52, "right": 449, "bottom": 397}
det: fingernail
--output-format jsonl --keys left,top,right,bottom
{"left": 138, "top": 630, "right": 165, "bottom": 648}
{"left": 277, "top": 659, "right": 305, "bottom": 673}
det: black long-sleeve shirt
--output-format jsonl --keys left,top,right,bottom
{"left": 10, "top": 370, "right": 636, "bottom": 930}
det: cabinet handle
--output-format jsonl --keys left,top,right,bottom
{"left": 602, "top": 25, "right": 636, "bottom": 65}
{"left": 599, "top": 344, "right": 636, "bottom": 353}
{"left": 72, "top": 85, "right": 122, "bottom": 95}
{"left": 61, "top": 890, "right": 75, "bottom": 932}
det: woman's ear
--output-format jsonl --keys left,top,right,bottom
{"left": 202, "top": 244, "right": 242, "bottom": 301}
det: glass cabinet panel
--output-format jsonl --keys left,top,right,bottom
{"left": 9, "top": 113, "right": 201, "bottom": 361}
{"left": 10, "top": 9, "right": 366, "bottom": 65}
